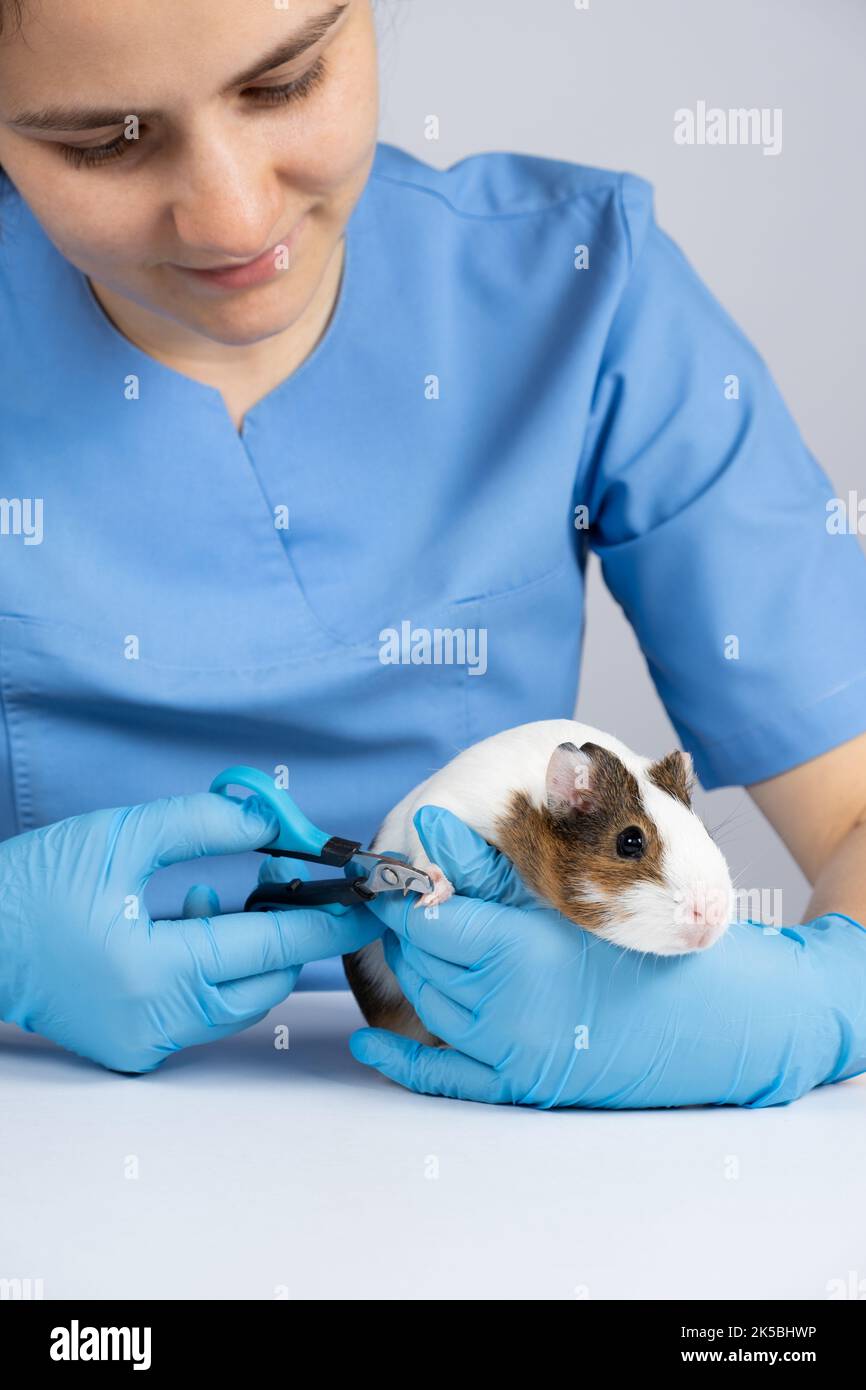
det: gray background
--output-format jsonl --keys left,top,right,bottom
{"left": 376, "top": 0, "right": 866, "bottom": 923}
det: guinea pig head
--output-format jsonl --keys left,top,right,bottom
{"left": 494, "top": 741, "right": 733, "bottom": 956}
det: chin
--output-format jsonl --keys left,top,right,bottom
{"left": 596, "top": 923, "right": 694, "bottom": 957}
{"left": 184, "top": 292, "right": 308, "bottom": 348}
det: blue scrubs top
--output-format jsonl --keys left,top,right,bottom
{"left": 2, "top": 141, "right": 866, "bottom": 987}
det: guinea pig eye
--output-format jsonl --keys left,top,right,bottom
{"left": 616, "top": 826, "right": 645, "bottom": 859}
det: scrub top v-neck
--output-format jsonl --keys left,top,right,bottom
{"left": 2, "top": 140, "right": 865, "bottom": 987}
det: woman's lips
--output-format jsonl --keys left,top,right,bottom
{"left": 174, "top": 215, "right": 306, "bottom": 290}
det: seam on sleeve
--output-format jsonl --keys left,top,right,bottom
{"left": 616, "top": 173, "right": 635, "bottom": 267}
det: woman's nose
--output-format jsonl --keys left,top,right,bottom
{"left": 169, "top": 134, "right": 285, "bottom": 261}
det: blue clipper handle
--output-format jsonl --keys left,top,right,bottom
{"left": 209, "top": 765, "right": 332, "bottom": 858}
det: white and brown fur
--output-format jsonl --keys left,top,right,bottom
{"left": 344, "top": 720, "right": 733, "bottom": 1044}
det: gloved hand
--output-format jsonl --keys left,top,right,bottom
{"left": 0, "top": 794, "right": 380, "bottom": 1074}
{"left": 350, "top": 806, "right": 866, "bottom": 1108}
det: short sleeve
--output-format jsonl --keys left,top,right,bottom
{"left": 580, "top": 174, "right": 866, "bottom": 789}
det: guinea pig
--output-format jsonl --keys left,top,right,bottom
{"left": 343, "top": 719, "right": 734, "bottom": 1045}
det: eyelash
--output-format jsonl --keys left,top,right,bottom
{"left": 59, "top": 55, "right": 328, "bottom": 170}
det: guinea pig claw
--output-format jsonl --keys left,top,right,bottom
{"left": 413, "top": 864, "right": 454, "bottom": 909}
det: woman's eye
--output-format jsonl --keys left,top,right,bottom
{"left": 616, "top": 826, "right": 646, "bottom": 860}
{"left": 245, "top": 55, "right": 328, "bottom": 107}
{"left": 58, "top": 56, "right": 328, "bottom": 171}
{"left": 60, "top": 133, "right": 131, "bottom": 170}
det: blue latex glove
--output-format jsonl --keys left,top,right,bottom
{"left": 350, "top": 806, "right": 866, "bottom": 1108}
{"left": 0, "top": 793, "right": 379, "bottom": 1074}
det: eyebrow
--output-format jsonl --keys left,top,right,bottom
{"left": 5, "top": 2, "right": 348, "bottom": 131}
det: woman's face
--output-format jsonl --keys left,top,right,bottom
{"left": 0, "top": 0, "right": 378, "bottom": 346}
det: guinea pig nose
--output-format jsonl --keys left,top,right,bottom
{"left": 683, "top": 896, "right": 710, "bottom": 929}
{"left": 685, "top": 887, "right": 730, "bottom": 929}
{"left": 681, "top": 890, "right": 730, "bottom": 949}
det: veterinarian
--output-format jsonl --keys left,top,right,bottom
{"left": 1, "top": 0, "right": 865, "bottom": 1104}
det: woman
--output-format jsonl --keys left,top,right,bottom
{"left": 1, "top": 0, "right": 865, "bottom": 1102}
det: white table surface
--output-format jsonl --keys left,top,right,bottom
{"left": 1, "top": 990, "right": 864, "bottom": 1301}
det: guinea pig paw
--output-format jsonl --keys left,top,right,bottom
{"left": 414, "top": 863, "right": 454, "bottom": 909}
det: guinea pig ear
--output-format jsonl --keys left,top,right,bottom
{"left": 648, "top": 749, "right": 695, "bottom": 808}
{"left": 545, "top": 741, "right": 597, "bottom": 815}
